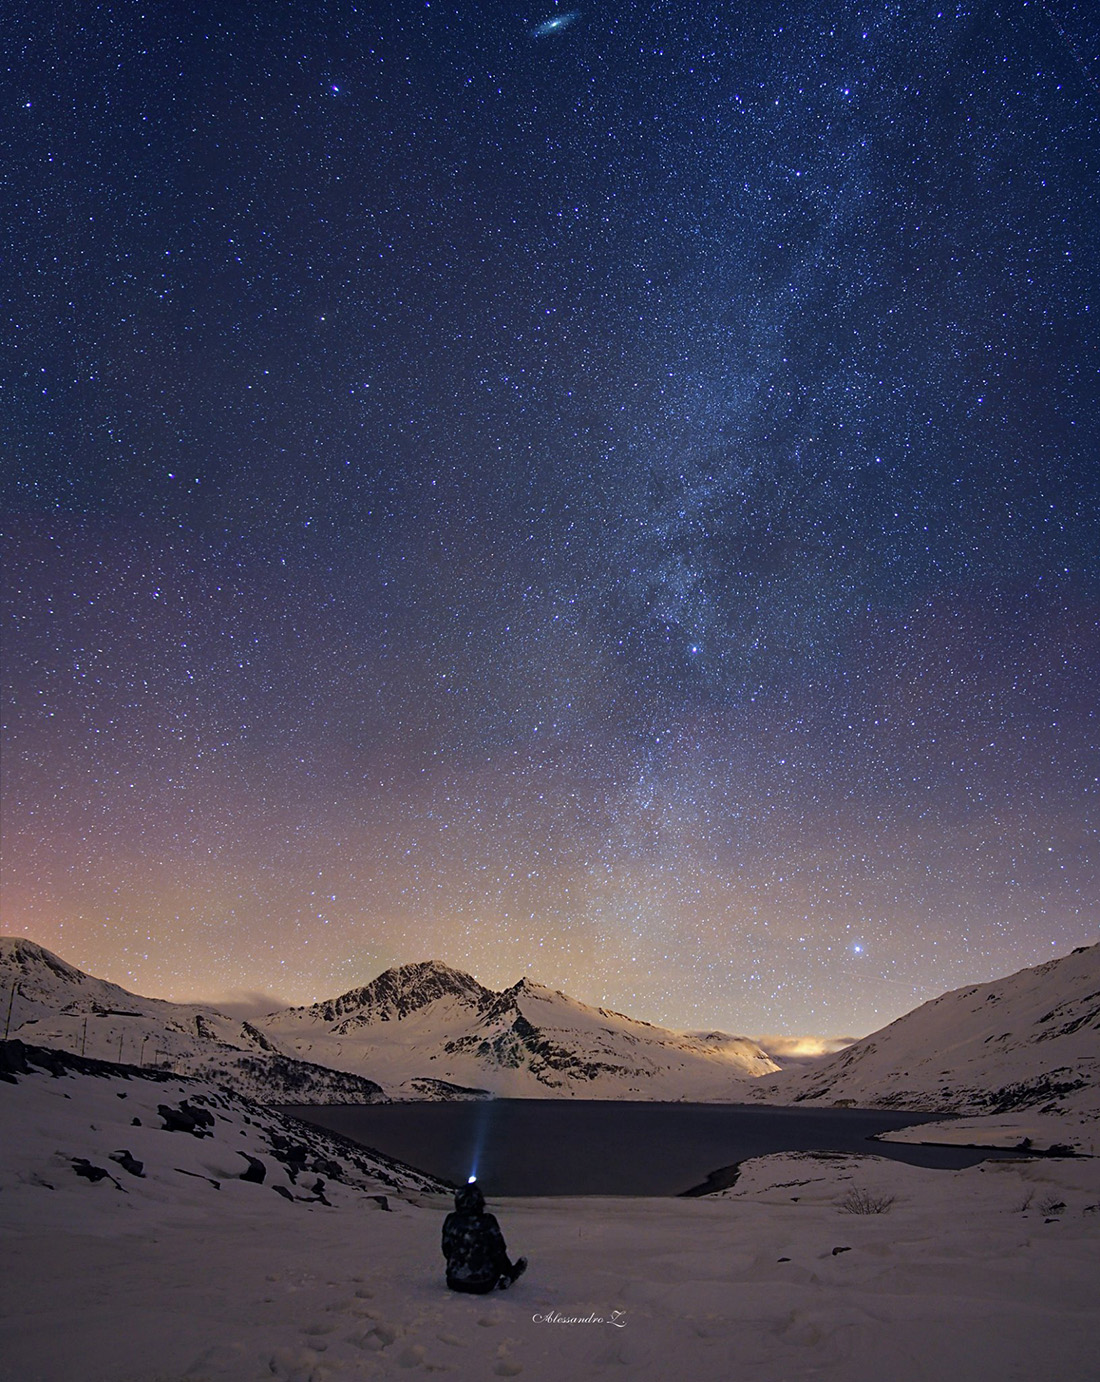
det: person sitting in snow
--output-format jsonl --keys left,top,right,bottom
{"left": 442, "top": 1181, "right": 527, "bottom": 1293}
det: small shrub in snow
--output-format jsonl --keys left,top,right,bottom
{"left": 1038, "top": 1195, "right": 1066, "bottom": 1216}
{"left": 839, "top": 1188, "right": 895, "bottom": 1215}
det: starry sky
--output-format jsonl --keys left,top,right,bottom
{"left": 3, "top": 0, "right": 1098, "bottom": 1038}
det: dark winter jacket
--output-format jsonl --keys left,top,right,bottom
{"left": 442, "top": 1183, "right": 510, "bottom": 1289}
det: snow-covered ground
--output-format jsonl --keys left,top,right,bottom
{"left": 877, "top": 1108, "right": 1100, "bottom": 1157}
{"left": 4, "top": 940, "right": 1097, "bottom": 1379}
{"left": 2, "top": 1045, "right": 1098, "bottom": 1381}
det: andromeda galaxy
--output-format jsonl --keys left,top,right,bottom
{"left": 532, "top": 10, "right": 580, "bottom": 39}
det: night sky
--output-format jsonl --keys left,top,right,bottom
{"left": 3, "top": 1, "right": 1098, "bottom": 1038}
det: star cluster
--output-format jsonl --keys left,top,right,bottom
{"left": 3, "top": 1, "right": 1097, "bottom": 1036}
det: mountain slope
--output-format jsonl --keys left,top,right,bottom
{"left": 1, "top": 940, "right": 778, "bottom": 1101}
{"left": 0, "top": 938, "right": 386, "bottom": 1104}
{"left": 751, "top": 943, "right": 1100, "bottom": 1121}
{"left": 0, "top": 1038, "right": 445, "bottom": 1218}
{"left": 259, "top": 965, "right": 780, "bottom": 1098}
{"left": 9, "top": 936, "right": 1095, "bottom": 1116}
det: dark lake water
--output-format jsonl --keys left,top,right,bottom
{"left": 280, "top": 1100, "right": 1025, "bottom": 1196}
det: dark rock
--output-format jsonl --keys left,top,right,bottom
{"left": 1, "top": 1040, "right": 178, "bottom": 1086}
{"left": 240, "top": 1021, "right": 280, "bottom": 1053}
{"left": 277, "top": 1140, "right": 307, "bottom": 1164}
{"left": 108, "top": 1149, "right": 145, "bottom": 1177}
{"left": 985, "top": 1071, "right": 1090, "bottom": 1114}
{"left": 267, "top": 1133, "right": 309, "bottom": 1181}
{"left": 0, "top": 1039, "right": 32, "bottom": 1082}
{"left": 309, "top": 961, "right": 490, "bottom": 1029}
{"left": 71, "top": 1158, "right": 125, "bottom": 1190}
{"left": 272, "top": 1185, "right": 294, "bottom": 1201}
{"left": 402, "top": 1077, "right": 493, "bottom": 1100}
{"left": 227, "top": 1051, "right": 385, "bottom": 1102}
{"left": 72, "top": 1159, "right": 110, "bottom": 1183}
{"left": 239, "top": 1154, "right": 267, "bottom": 1184}
{"left": 831, "top": 1246, "right": 851, "bottom": 1256}
{"left": 157, "top": 1100, "right": 215, "bottom": 1136}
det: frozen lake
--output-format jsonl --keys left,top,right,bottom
{"left": 279, "top": 1100, "right": 1024, "bottom": 1196}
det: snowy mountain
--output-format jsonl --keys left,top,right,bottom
{"left": 258, "top": 962, "right": 780, "bottom": 1098}
{"left": 0, "top": 938, "right": 386, "bottom": 1104}
{"left": 7, "top": 937, "right": 1096, "bottom": 1123}
{"left": 1, "top": 940, "right": 778, "bottom": 1101}
{"left": 751, "top": 943, "right": 1100, "bottom": 1128}
{"left": 300, "top": 960, "right": 493, "bottom": 1026}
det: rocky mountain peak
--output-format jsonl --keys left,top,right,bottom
{"left": 304, "top": 960, "right": 494, "bottom": 1027}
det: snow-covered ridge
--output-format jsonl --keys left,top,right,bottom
{"left": 0, "top": 938, "right": 387, "bottom": 1104}
{"left": 749, "top": 943, "right": 1099, "bottom": 1130}
{"left": 259, "top": 962, "right": 780, "bottom": 1098}
{"left": 286, "top": 960, "right": 494, "bottom": 1030}
{"left": 1, "top": 940, "right": 778, "bottom": 1102}
{"left": 6, "top": 938, "right": 1097, "bottom": 1122}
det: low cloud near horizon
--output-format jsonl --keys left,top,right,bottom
{"left": 197, "top": 990, "right": 295, "bottom": 1019}
{"left": 755, "top": 1035, "right": 858, "bottom": 1067}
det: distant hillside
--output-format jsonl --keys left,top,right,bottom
{"left": 258, "top": 962, "right": 780, "bottom": 1098}
{"left": 750, "top": 943, "right": 1099, "bottom": 1122}
{"left": 7, "top": 937, "right": 1094, "bottom": 1120}
{"left": 0, "top": 938, "right": 386, "bottom": 1104}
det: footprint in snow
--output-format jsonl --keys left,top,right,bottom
{"left": 494, "top": 1345, "right": 523, "bottom": 1377}
{"left": 352, "top": 1322, "right": 398, "bottom": 1351}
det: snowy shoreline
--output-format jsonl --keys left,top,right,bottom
{"left": 3, "top": 1042, "right": 1099, "bottom": 1380}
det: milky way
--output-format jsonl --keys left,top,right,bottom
{"left": 3, "top": 1, "right": 1098, "bottom": 1036}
